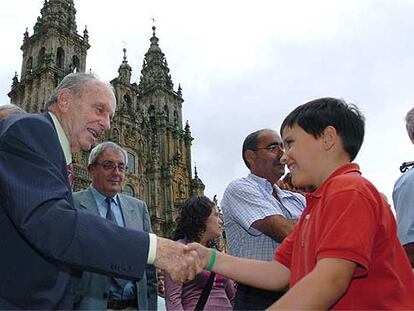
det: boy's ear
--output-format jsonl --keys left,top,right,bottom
{"left": 322, "top": 126, "right": 337, "bottom": 150}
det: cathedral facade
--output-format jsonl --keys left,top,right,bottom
{"left": 8, "top": 0, "right": 204, "bottom": 237}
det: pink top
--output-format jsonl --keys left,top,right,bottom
{"left": 164, "top": 240, "right": 235, "bottom": 310}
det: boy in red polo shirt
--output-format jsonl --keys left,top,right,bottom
{"left": 188, "top": 97, "right": 414, "bottom": 309}
{"left": 273, "top": 97, "right": 414, "bottom": 309}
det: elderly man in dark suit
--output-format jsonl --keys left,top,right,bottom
{"left": 73, "top": 142, "right": 157, "bottom": 310}
{"left": 0, "top": 73, "right": 201, "bottom": 309}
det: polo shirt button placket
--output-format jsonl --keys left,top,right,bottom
{"left": 301, "top": 214, "right": 311, "bottom": 247}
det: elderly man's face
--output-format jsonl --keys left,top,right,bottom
{"left": 62, "top": 80, "right": 116, "bottom": 152}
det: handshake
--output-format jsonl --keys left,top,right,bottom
{"left": 154, "top": 237, "right": 215, "bottom": 283}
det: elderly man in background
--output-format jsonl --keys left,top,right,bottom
{"left": 393, "top": 107, "right": 414, "bottom": 269}
{"left": 73, "top": 142, "right": 157, "bottom": 310}
{"left": 0, "top": 72, "right": 201, "bottom": 309}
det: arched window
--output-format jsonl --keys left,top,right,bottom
{"left": 174, "top": 110, "right": 179, "bottom": 125}
{"left": 38, "top": 47, "right": 46, "bottom": 67}
{"left": 148, "top": 105, "right": 155, "bottom": 124}
{"left": 164, "top": 105, "right": 169, "bottom": 122}
{"left": 56, "top": 47, "right": 65, "bottom": 69}
{"left": 123, "top": 184, "right": 135, "bottom": 197}
{"left": 26, "top": 57, "right": 33, "bottom": 72}
{"left": 127, "top": 152, "right": 135, "bottom": 174}
{"left": 72, "top": 55, "right": 80, "bottom": 72}
{"left": 124, "top": 94, "right": 132, "bottom": 113}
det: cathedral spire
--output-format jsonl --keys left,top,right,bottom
{"left": 9, "top": 0, "right": 89, "bottom": 110}
{"left": 138, "top": 26, "right": 174, "bottom": 95}
{"left": 118, "top": 48, "right": 132, "bottom": 84}
{"left": 33, "top": 0, "right": 77, "bottom": 36}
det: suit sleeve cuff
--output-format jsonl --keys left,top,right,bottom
{"left": 147, "top": 233, "right": 157, "bottom": 264}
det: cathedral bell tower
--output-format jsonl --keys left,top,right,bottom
{"left": 135, "top": 26, "right": 204, "bottom": 235}
{"left": 8, "top": 0, "right": 89, "bottom": 112}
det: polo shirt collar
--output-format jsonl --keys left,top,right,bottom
{"left": 48, "top": 112, "right": 72, "bottom": 165}
{"left": 308, "top": 163, "right": 360, "bottom": 199}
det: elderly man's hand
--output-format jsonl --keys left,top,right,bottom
{"left": 186, "top": 242, "right": 211, "bottom": 268}
{"left": 154, "top": 237, "right": 203, "bottom": 283}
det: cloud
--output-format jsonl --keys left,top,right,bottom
{"left": 1, "top": 0, "right": 414, "bottom": 206}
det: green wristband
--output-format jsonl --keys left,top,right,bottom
{"left": 206, "top": 248, "right": 217, "bottom": 271}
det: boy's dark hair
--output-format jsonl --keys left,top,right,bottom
{"left": 280, "top": 97, "right": 365, "bottom": 161}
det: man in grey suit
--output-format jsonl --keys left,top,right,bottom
{"left": 73, "top": 142, "right": 157, "bottom": 310}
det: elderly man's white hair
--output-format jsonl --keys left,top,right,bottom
{"left": 88, "top": 141, "right": 128, "bottom": 166}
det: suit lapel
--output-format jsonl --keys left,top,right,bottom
{"left": 78, "top": 188, "right": 100, "bottom": 216}
{"left": 119, "top": 195, "right": 141, "bottom": 230}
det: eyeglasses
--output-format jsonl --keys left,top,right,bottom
{"left": 253, "top": 143, "right": 284, "bottom": 153}
{"left": 94, "top": 161, "right": 128, "bottom": 172}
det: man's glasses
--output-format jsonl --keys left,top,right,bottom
{"left": 94, "top": 161, "right": 128, "bottom": 172}
{"left": 253, "top": 143, "right": 284, "bottom": 153}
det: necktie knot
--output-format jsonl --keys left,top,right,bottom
{"left": 105, "top": 196, "right": 113, "bottom": 205}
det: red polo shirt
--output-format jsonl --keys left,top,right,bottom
{"left": 275, "top": 163, "right": 414, "bottom": 309}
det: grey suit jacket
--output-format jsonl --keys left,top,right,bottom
{"left": 73, "top": 188, "right": 157, "bottom": 310}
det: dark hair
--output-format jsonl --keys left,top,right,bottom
{"left": 280, "top": 97, "right": 365, "bottom": 161}
{"left": 173, "top": 196, "right": 215, "bottom": 242}
{"left": 242, "top": 129, "right": 275, "bottom": 169}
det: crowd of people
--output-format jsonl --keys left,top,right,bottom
{"left": 0, "top": 72, "right": 414, "bottom": 310}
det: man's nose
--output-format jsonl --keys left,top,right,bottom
{"left": 103, "top": 116, "right": 111, "bottom": 130}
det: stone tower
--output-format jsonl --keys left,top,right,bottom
{"left": 8, "top": 0, "right": 204, "bottom": 238}
{"left": 8, "top": 0, "right": 89, "bottom": 112}
{"left": 103, "top": 26, "right": 205, "bottom": 236}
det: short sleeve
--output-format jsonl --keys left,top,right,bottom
{"left": 222, "top": 181, "right": 285, "bottom": 235}
{"left": 393, "top": 171, "right": 414, "bottom": 245}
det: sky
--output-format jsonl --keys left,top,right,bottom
{"left": 1, "top": 0, "right": 414, "bottom": 208}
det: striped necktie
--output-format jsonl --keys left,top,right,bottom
{"left": 105, "top": 197, "right": 129, "bottom": 289}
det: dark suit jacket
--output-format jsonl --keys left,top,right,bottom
{"left": 0, "top": 113, "right": 150, "bottom": 309}
{"left": 73, "top": 188, "right": 157, "bottom": 310}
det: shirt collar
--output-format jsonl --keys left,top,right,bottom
{"left": 309, "top": 163, "right": 360, "bottom": 199}
{"left": 90, "top": 185, "right": 120, "bottom": 206}
{"left": 247, "top": 173, "right": 274, "bottom": 192}
{"left": 247, "top": 173, "right": 302, "bottom": 199}
{"left": 48, "top": 112, "right": 72, "bottom": 165}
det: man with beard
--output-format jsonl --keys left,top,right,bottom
{"left": 221, "top": 129, "right": 305, "bottom": 310}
